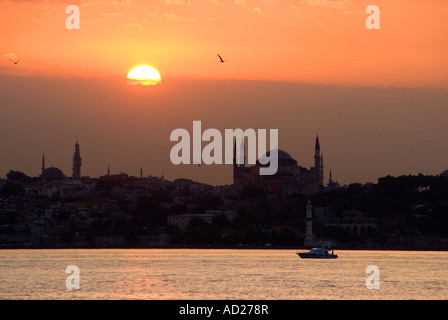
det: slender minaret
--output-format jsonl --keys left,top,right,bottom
{"left": 314, "top": 136, "right": 322, "bottom": 194}
{"left": 320, "top": 153, "right": 324, "bottom": 187}
{"left": 72, "top": 138, "right": 82, "bottom": 179}
{"left": 327, "top": 169, "right": 339, "bottom": 191}
{"left": 41, "top": 153, "right": 46, "bottom": 174}
{"left": 140, "top": 165, "right": 143, "bottom": 179}
{"left": 305, "top": 200, "right": 314, "bottom": 247}
{"left": 107, "top": 164, "right": 110, "bottom": 176}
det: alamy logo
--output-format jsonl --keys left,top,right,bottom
{"left": 65, "top": 5, "right": 80, "bottom": 30}
{"left": 365, "top": 265, "right": 380, "bottom": 289}
{"left": 365, "top": 5, "right": 380, "bottom": 30}
{"left": 65, "top": 265, "right": 80, "bottom": 290}
{"left": 170, "top": 121, "right": 279, "bottom": 175}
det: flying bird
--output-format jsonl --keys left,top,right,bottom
{"left": 8, "top": 57, "right": 21, "bottom": 65}
{"left": 193, "top": 161, "right": 201, "bottom": 167}
{"left": 217, "top": 54, "right": 228, "bottom": 63}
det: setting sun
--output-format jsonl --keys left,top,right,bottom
{"left": 127, "top": 65, "right": 161, "bottom": 86}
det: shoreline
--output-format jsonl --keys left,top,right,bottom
{"left": 1, "top": 245, "right": 447, "bottom": 252}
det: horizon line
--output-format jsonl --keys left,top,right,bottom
{"left": 1, "top": 73, "right": 447, "bottom": 91}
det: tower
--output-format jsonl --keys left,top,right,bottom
{"left": 314, "top": 135, "right": 323, "bottom": 194}
{"left": 140, "top": 165, "right": 143, "bottom": 179}
{"left": 41, "top": 153, "right": 45, "bottom": 174}
{"left": 305, "top": 200, "right": 315, "bottom": 247}
{"left": 320, "top": 153, "right": 324, "bottom": 187}
{"left": 327, "top": 169, "right": 340, "bottom": 191}
{"left": 72, "top": 138, "right": 82, "bottom": 179}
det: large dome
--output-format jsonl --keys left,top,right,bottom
{"left": 41, "top": 167, "right": 66, "bottom": 180}
{"left": 257, "top": 149, "right": 297, "bottom": 167}
{"left": 441, "top": 169, "right": 448, "bottom": 177}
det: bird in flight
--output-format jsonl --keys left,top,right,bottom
{"left": 8, "top": 57, "right": 21, "bottom": 65}
{"left": 217, "top": 54, "right": 228, "bottom": 63}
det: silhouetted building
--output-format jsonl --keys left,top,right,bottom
{"left": 41, "top": 167, "right": 66, "bottom": 181}
{"left": 39, "top": 158, "right": 66, "bottom": 198}
{"left": 324, "top": 210, "right": 377, "bottom": 235}
{"left": 233, "top": 136, "right": 334, "bottom": 196}
{"left": 314, "top": 136, "right": 324, "bottom": 193}
{"left": 72, "top": 138, "right": 82, "bottom": 179}
{"left": 167, "top": 211, "right": 236, "bottom": 232}
{"left": 40, "top": 153, "right": 65, "bottom": 181}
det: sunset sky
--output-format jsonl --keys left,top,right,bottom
{"left": 1, "top": 0, "right": 447, "bottom": 186}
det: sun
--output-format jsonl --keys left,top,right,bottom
{"left": 127, "top": 65, "right": 161, "bottom": 86}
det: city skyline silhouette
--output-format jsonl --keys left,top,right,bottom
{"left": 1, "top": 76, "right": 447, "bottom": 186}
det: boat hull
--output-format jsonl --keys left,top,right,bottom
{"left": 297, "top": 253, "right": 338, "bottom": 259}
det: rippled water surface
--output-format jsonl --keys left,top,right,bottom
{"left": 0, "top": 249, "right": 447, "bottom": 299}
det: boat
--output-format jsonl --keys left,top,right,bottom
{"left": 297, "top": 247, "right": 338, "bottom": 259}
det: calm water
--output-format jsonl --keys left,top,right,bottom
{"left": 0, "top": 249, "right": 447, "bottom": 300}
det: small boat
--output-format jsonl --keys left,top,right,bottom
{"left": 297, "top": 247, "right": 338, "bottom": 259}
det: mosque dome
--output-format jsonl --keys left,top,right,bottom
{"left": 257, "top": 149, "right": 298, "bottom": 167}
{"left": 40, "top": 167, "right": 66, "bottom": 180}
{"left": 441, "top": 169, "right": 448, "bottom": 178}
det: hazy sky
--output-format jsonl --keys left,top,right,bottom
{"left": 1, "top": 0, "right": 447, "bottom": 185}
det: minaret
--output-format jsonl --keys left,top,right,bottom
{"left": 41, "top": 153, "right": 46, "bottom": 174}
{"left": 320, "top": 153, "right": 324, "bottom": 187}
{"left": 327, "top": 169, "right": 339, "bottom": 191}
{"left": 107, "top": 164, "right": 110, "bottom": 176}
{"left": 140, "top": 165, "right": 143, "bottom": 179}
{"left": 314, "top": 135, "right": 322, "bottom": 194}
{"left": 72, "top": 138, "right": 82, "bottom": 179}
{"left": 305, "top": 200, "right": 314, "bottom": 247}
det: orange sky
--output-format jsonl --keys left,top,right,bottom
{"left": 1, "top": 0, "right": 447, "bottom": 87}
{"left": 1, "top": 0, "right": 448, "bottom": 186}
